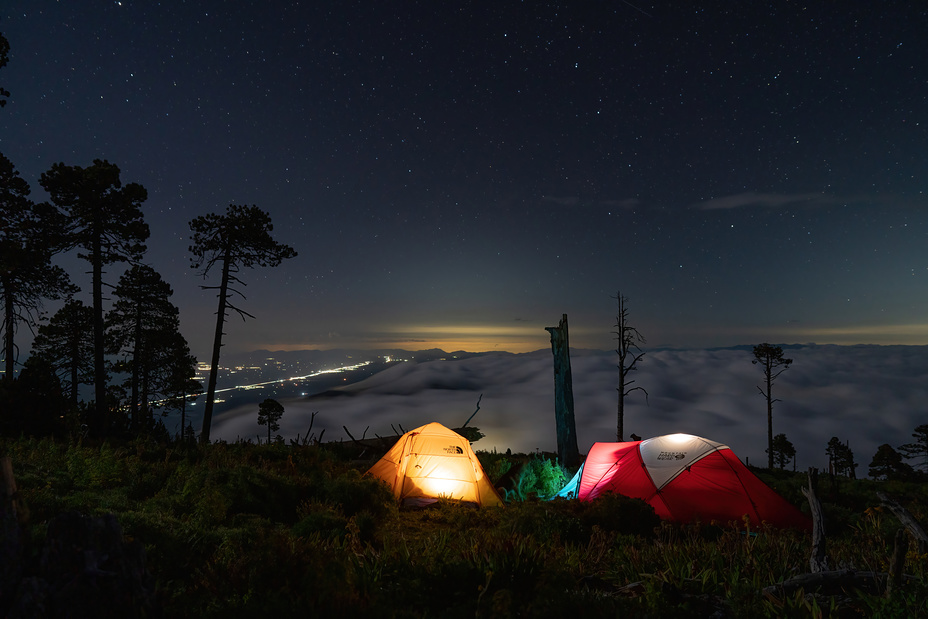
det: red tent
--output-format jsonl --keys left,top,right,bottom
{"left": 567, "top": 434, "right": 810, "bottom": 529}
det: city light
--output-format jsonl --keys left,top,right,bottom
{"left": 197, "top": 360, "right": 373, "bottom": 398}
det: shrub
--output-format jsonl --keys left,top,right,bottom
{"left": 293, "top": 502, "right": 349, "bottom": 541}
{"left": 499, "top": 500, "right": 585, "bottom": 544}
{"left": 579, "top": 492, "right": 661, "bottom": 538}
{"left": 499, "top": 456, "right": 569, "bottom": 502}
{"left": 5, "top": 436, "right": 928, "bottom": 617}
{"left": 320, "top": 469, "right": 395, "bottom": 520}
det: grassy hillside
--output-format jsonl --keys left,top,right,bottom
{"left": 2, "top": 437, "right": 926, "bottom": 617}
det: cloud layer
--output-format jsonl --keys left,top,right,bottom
{"left": 212, "top": 345, "right": 928, "bottom": 474}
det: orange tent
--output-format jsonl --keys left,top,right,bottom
{"left": 366, "top": 422, "right": 504, "bottom": 507}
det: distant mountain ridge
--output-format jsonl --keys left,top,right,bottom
{"left": 224, "top": 347, "right": 511, "bottom": 367}
{"left": 229, "top": 342, "right": 912, "bottom": 367}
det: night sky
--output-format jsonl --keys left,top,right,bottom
{"left": 2, "top": 1, "right": 927, "bottom": 359}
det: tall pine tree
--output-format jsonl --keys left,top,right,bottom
{"left": 825, "top": 437, "right": 857, "bottom": 478}
{"left": 159, "top": 336, "right": 200, "bottom": 441}
{"left": 189, "top": 204, "right": 296, "bottom": 443}
{"left": 40, "top": 160, "right": 149, "bottom": 434}
{"left": 31, "top": 299, "right": 94, "bottom": 406}
{"left": 107, "top": 265, "right": 190, "bottom": 431}
{"left": 752, "top": 343, "right": 792, "bottom": 469}
{"left": 0, "top": 152, "right": 74, "bottom": 384}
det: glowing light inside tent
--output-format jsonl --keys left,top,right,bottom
{"left": 663, "top": 433, "right": 694, "bottom": 444}
{"left": 367, "top": 423, "right": 505, "bottom": 507}
{"left": 415, "top": 474, "right": 471, "bottom": 500}
{"left": 405, "top": 455, "right": 481, "bottom": 501}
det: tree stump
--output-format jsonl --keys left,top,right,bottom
{"left": 546, "top": 314, "right": 580, "bottom": 468}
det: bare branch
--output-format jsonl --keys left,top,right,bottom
{"left": 462, "top": 393, "right": 483, "bottom": 427}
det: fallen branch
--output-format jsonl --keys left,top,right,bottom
{"left": 763, "top": 569, "right": 918, "bottom": 598}
{"left": 342, "top": 426, "right": 402, "bottom": 455}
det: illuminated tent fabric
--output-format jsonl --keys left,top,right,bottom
{"left": 554, "top": 462, "right": 584, "bottom": 499}
{"left": 366, "top": 422, "right": 505, "bottom": 507}
{"left": 561, "top": 434, "right": 810, "bottom": 529}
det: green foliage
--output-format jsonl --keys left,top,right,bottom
{"left": 499, "top": 492, "right": 659, "bottom": 545}
{"left": 499, "top": 455, "right": 568, "bottom": 501}
{"left": 577, "top": 492, "right": 661, "bottom": 537}
{"left": 4, "top": 436, "right": 928, "bottom": 617}
{"left": 476, "top": 449, "right": 513, "bottom": 482}
{"left": 498, "top": 500, "right": 587, "bottom": 544}
{"left": 293, "top": 502, "right": 349, "bottom": 541}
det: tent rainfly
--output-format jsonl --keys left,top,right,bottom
{"left": 366, "top": 422, "right": 504, "bottom": 507}
{"left": 556, "top": 433, "right": 810, "bottom": 529}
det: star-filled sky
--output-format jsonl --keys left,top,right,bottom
{"left": 2, "top": 1, "right": 927, "bottom": 359}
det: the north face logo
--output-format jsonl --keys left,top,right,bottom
{"left": 443, "top": 445, "right": 464, "bottom": 454}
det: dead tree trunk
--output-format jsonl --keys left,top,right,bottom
{"left": 886, "top": 528, "right": 908, "bottom": 598}
{"left": 1, "top": 455, "right": 27, "bottom": 523}
{"left": 545, "top": 314, "right": 581, "bottom": 468}
{"left": 878, "top": 491, "right": 928, "bottom": 555}
{"left": 801, "top": 467, "right": 828, "bottom": 573}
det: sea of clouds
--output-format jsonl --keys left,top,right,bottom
{"left": 212, "top": 345, "right": 928, "bottom": 474}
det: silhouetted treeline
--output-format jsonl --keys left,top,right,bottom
{"left": 1, "top": 147, "right": 296, "bottom": 443}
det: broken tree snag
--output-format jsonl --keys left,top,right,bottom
{"left": 1, "top": 456, "right": 14, "bottom": 498}
{"left": 886, "top": 528, "right": 908, "bottom": 598}
{"left": 1, "top": 456, "right": 16, "bottom": 519}
{"left": 545, "top": 314, "right": 581, "bottom": 468}
{"left": 801, "top": 467, "right": 828, "bottom": 573}
{"left": 1, "top": 455, "right": 27, "bottom": 523}
{"left": 877, "top": 491, "right": 928, "bottom": 555}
